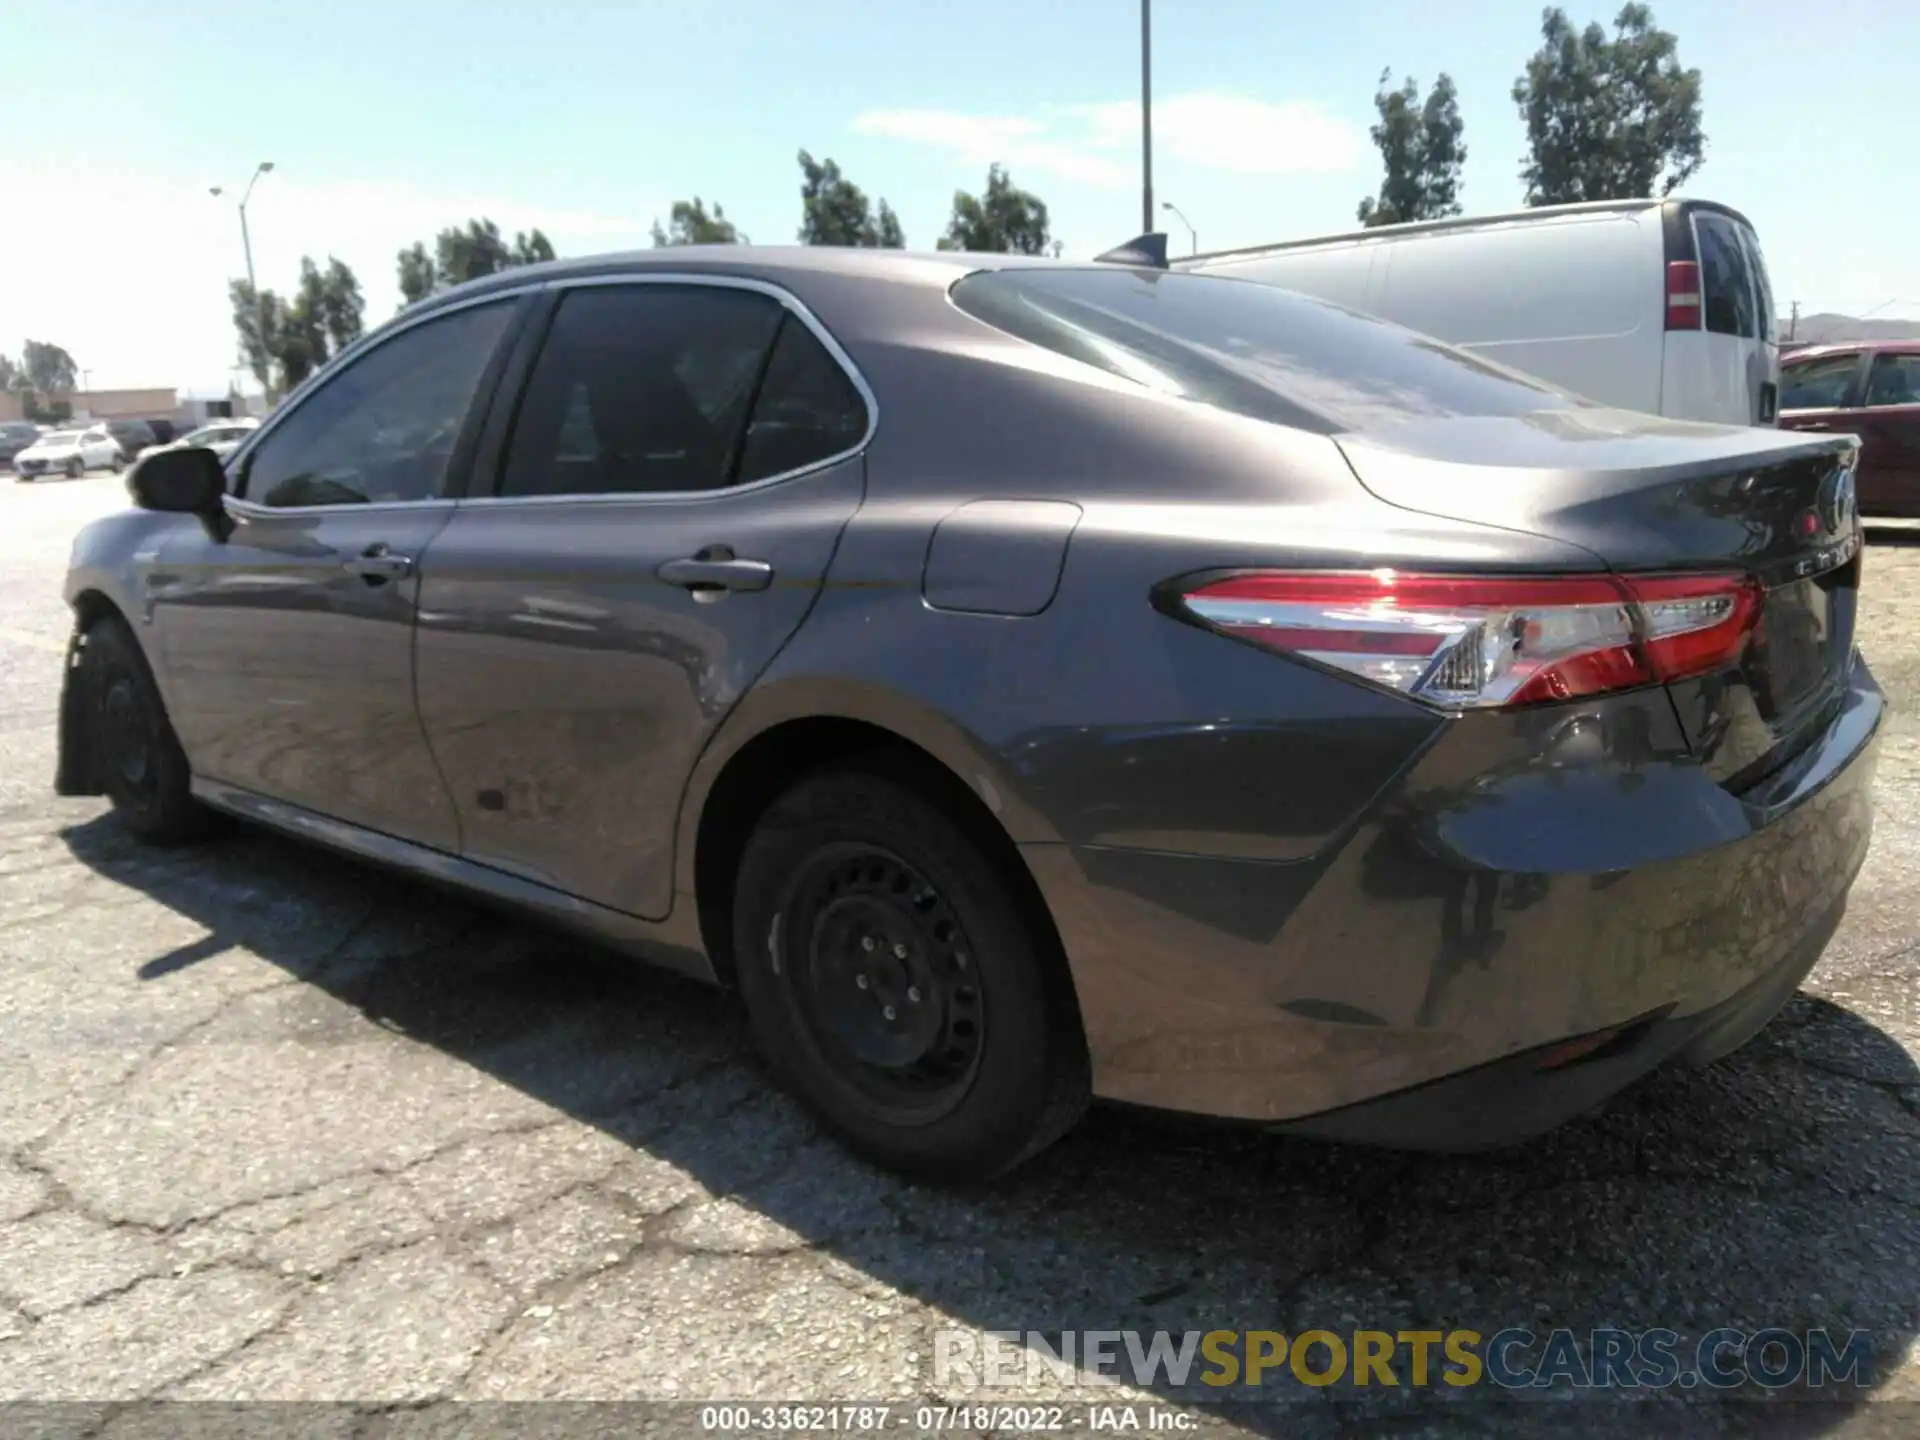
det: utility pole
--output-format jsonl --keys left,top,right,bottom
{"left": 1788, "top": 300, "right": 1799, "bottom": 342}
{"left": 1140, "top": 0, "right": 1154, "bottom": 234}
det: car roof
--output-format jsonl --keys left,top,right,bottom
{"left": 1784, "top": 340, "right": 1920, "bottom": 361}
{"left": 403, "top": 245, "right": 1068, "bottom": 319}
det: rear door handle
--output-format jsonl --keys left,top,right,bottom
{"left": 342, "top": 545, "right": 414, "bottom": 583}
{"left": 657, "top": 548, "right": 773, "bottom": 597}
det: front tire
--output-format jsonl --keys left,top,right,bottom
{"left": 77, "top": 616, "right": 216, "bottom": 844}
{"left": 732, "top": 767, "right": 1089, "bottom": 1182}
{"left": 65, "top": 457, "right": 83, "bottom": 479}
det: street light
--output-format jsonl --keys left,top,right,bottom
{"left": 1140, "top": 0, "right": 1154, "bottom": 234}
{"left": 1161, "top": 201, "right": 1196, "bottom": 256}
{"left": 210, "top": 161, "right": 275, "bottom": 396}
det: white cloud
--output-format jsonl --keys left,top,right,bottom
{"left": 854, "top": 92, "right": 1365, "bottom": 189}
{"left": 0, "top": 164, "right": 655, "bottom": 394}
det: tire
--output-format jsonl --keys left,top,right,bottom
{"left": 77, "top": 615, "right": 217, "bottom": 844}
{"left": 732, "top": 766, "right": 1089, "bottom": 1182}
{"left": 65, "top": 457, "right": 83, "bottom": 479}
{"left": 109, "top": 452, "right": 124, "bottom": 474}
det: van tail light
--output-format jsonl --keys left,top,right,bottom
{"left": 1665, "top": 260, "right": 1702, "bottom": 330}
{"left": 1172, "top": 571, "right": 1760, "bottom": 710}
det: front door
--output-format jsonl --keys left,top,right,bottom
{"left": 414, "top": 280, "right": 872, "bottom": 917}
{"left": 148, "top": 295, "right": 523, "bottom": 850}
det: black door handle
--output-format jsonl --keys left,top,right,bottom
{"left": 658, "top": 547, "right": 773, "bottom": 597}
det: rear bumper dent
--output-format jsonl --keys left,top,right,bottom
{"left": 1025, "top": 666, "right": 1881, "bottom": 1140}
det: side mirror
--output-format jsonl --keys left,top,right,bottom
{"left": 128, "top": 446, "right": 232, "bottom": 541}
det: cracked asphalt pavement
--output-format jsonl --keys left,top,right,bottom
{"left": 1, "top": 471, "right": 1918, "bottom": 1434}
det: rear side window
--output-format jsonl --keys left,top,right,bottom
{"left": 735, "top": 317, "right": 869, "bottom": 484}
{"left": 951, "top": 268, "right": 1577, "bottom": 435}
{"left": 1864, "top": 354, "right": 1920, "bottom": 408}
{"left": 499, "top": 285, "right": 784, "bottom": 497}
{"left": 1694, "top": 215, "right": 1757, "bottom": 338}
{"left": 1780, "top": 352, "right": 1862, "bottom": 410}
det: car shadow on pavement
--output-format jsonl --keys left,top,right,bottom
{"left": 58, "top": 811, "right": 1920, "bottom": 1435}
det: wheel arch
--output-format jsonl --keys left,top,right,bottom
{"left": 681, "top": 685, "right": 1073, "bottom": 1022}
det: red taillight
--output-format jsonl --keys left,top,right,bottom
{"left": 1174, "top": 570, "right": 1760, "bottom": 710}
{"left": 1665, "top": 260, "right": 1702, "bottom": 330}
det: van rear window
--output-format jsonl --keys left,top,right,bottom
{"left": 951, "top": 267, "right": 1581, "bottom": 435}
{"left": 1695, "top": 214, "right": 1758, "bottom": 339}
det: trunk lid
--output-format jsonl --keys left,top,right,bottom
{"left": 1335, "top": 407, "right": 1863, "bottom": 783}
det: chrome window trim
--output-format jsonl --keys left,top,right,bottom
{"left": 458, "top": 270, "right": 878, "bottom": 509}
{"left": 222, "top": 283, "right": 544, "bottom": 518}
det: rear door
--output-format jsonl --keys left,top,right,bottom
{"left": 414, "top": 278, "right": 871, "bottom": 918}
{"left": 1665, "top": 208, "right": 1769, "bottom": 425}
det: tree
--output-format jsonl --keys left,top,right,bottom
{"left": 1356, "top": 70, "right": 1466, "bottom": 227}
{"left": 394, "top": 220, "right": 559, "bottom": 311}
{"left": 650, "top": 198, "right": 745, "bottom": 246}
{"left": 229, "top": 279, "right": 283, "bottom": 393}
{"left": 397, "top": 241, "right": 435, "bottom": 307}
{"left": 20, "top": 340, "right": 78, "bottom": 396}
{"left": 434, "top": 217, "right": 512, "bottom": 286}
{"left": 0, "top": 354, "right": 16, "bottom": 393}
{"left": 797, "top": 150, "right": 906, "bottom": 247}
{"left": 1512, "top": 3, "right": 1705, "bottom": 204}
{"left": 510, "top": 228, "right": 555, "bottom": 266}
{"left": 936, "top": 165, "right": 1050, "bottom": 254}
{"left": 319, "top": 257, "right": 365, "bottom": 354}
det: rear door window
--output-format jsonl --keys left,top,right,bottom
{"left": 1864, "top": 353, "right": 1920, "bottom": 408}
{"left": 1738, "top": 226, "right": 1777, "bottom": 343}
{"left": 497, "top": 284, "right": 785, "bottom": 497}
{"left": 951, "top": 267, "right": 1578, "bottom": 435}
{"left": 1780, "top": 352, "right": 1864, "bottom": 410}
{"left": 1694, "top": 214, "right": 1758, "bottom": 338}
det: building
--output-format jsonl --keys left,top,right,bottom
{"left": 0, "top": 387, "right": 258, "bottom": 426}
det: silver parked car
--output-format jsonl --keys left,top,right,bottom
{"left": 56, "top": 247, "right": 1876, "bottom": 1180}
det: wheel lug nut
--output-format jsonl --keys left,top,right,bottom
{"left": 860, "top": 936, "right": 876, "bottom": 952}
{"left": 883, "top": 1005, "right": 897, "bottom": 1021}
{"left": 907, "top": 986, "right": 921, "bottom": 1004}
{"left": 893, "top": 943, "right": 907, "bottom": 958}
{"left": 855, "top": 974, "right": 869, "bottom": 990}
{"left": 954, "top": 953, "right": 968, "bottom": 970}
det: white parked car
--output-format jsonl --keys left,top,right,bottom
{"left": 1180, "top": 197, "right": 1781, "bottom": 427}
{"left": 136, "top": 418, "right": 260, "bottom": 465}
{"left": 13, "top": 425, "right": 124, "bottom": 481}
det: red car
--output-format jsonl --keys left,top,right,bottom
{"left": 1778, "top": 340, "right": 1920, "bottom": 516}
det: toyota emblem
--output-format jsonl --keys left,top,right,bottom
{"left": 1821, "top": 462, "right": 1858, "bottom": 534}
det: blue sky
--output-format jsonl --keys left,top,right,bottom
{"left": 1, "top": 0, "right": 1913, "bottom": 391}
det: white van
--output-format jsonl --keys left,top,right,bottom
{"left": 1179, "top": 198, "right": 1780, "bottom": 427}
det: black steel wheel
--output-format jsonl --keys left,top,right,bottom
{"left": 733, "top": 766, "right": 1088, "bottom": 1181}
{"left": 79, "top": 616, "right": 217, "bottom": 844}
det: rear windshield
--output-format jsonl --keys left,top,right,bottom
{"left": 1694, "top": 213, "right": 1759, "bottom": 339}
{"left": 950, "top": 267, "right": 1579, "bottom": 435}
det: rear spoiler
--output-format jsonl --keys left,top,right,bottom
{"left": 1092, "top": 232, "right": 1170, "bottom": 269}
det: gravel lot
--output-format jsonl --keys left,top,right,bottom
{"left": 1, "top": 468, "right": 1917, "bottom": 1434}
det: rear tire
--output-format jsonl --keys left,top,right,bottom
{"left": 732, "top": 767, "right": 1089, "bottom": 1182}
{"left": 77, "top": 616, "right": 217, "bottom": 844}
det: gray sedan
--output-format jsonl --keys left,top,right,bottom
{"left": 55, "top": 247, "right": 1878, "bottom": 1179}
